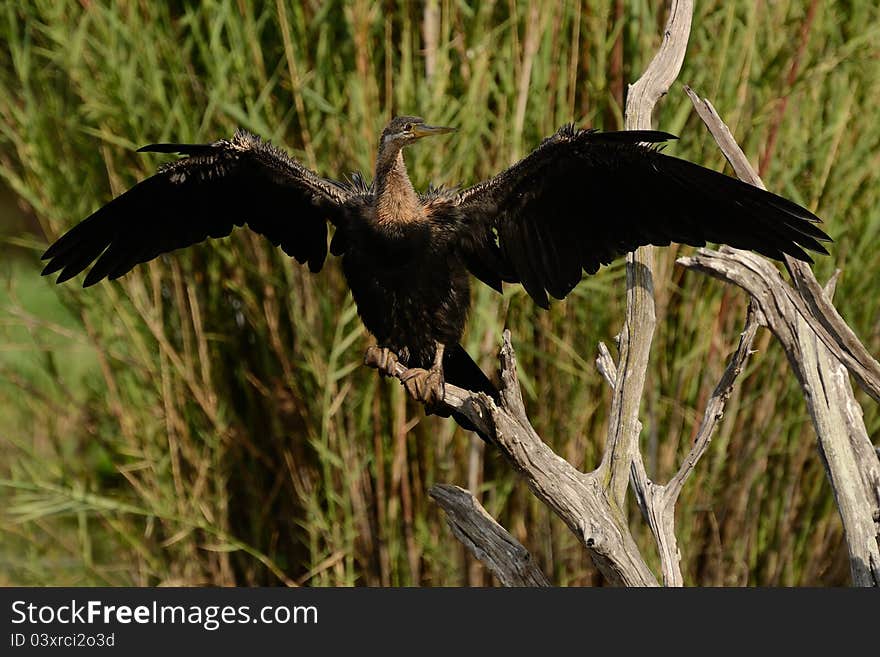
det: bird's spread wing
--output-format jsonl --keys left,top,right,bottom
{"left": 451, "top": 126, "right": 831, "bottom": 307}
{"left": 42, "top": 130, "right": 352, "bottom": 286}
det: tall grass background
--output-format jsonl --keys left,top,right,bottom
{"left": 0, "top": 0, "right": 878, "bottom": 586}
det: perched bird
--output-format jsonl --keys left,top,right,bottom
{"left": 41, "top": 116, "right": 830, "bottom": 429}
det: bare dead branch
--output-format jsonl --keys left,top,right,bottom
{"left": 628, "top": 307, "right": 760, "bottom": 585}
{"left": 595, "top": 342, "right": 617, "bottom": 389}
{"left": 599, "top": 253, "right": 655, "bottom": 510}
{"left": 806, "top": 282, "right": 880, "bottom": 586}
{"left": 678, "top": 248, "right": 880, "bottom": 585}
{"left": 624, "top": 0, "right": 694, "bottom": 131}
{"left": 628, "top": 452, "right": 681, "bottom": 586}
{"left": 665, "top": 304, "right": 760, "bottom": 502}
{"left": 684, "top": 86, "right": 880, "bottom": 403}
{"left": 789, "top": 262, "right": 880, "bottom": 404}
{"left": 601, "top": 0, "right": 694, "bottom": 510}
{"left": 682, "top": 87, "right": 880, "bottom": 585}
{"left": 371, "top": 331, "right": 659, "bottom": 586}
{"left": 429, "top": 484, "right": 550, "bottom": 587}
{"left": 597, "top": 301, "right": 759, "bottom": 586}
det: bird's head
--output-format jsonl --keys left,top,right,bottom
{"left": 380, "top": 116, "right": 455, "bottom": 151}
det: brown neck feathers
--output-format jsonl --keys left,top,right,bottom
{"left": 375, "top": 147, "right": 422, "bottom": 224}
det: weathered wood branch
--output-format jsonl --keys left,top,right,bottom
{"left": 788, "top": 262, "right": 880, "bottom": 403}
{"left": 373, "top": 332, "right": 659, "bottom": 586}
{"left": 428, "top": 484, "right": 550, "bottom": 587}
{"left": 664, "top": 305, "right": 760, "bottom": 504}
{"left": 804, "top": 280, "right": 880, "bottom": 586}
{"left": 682, "top": 87, "right": 880, "bottom": 586}
{"left": 679, "top": 248, "right": 880, "bottom": 585}
{"left": 623, "top": 0, "right": 693, "bottom": 131}
{"left": 601, "top": 0, "right": 694, "bottom": 512}
{"left": 633, "top": 307, "right": 759, "bottom": 585}
{"left": 684, "top": 87, "right": 880, "bottom": 403}
{"left": 599, "top": 305, "right": 759, "bottom": 586}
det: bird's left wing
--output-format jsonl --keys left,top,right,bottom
{"left": 449, "top": 126, "right": 830, "bottom": 308}
{"left": 42, "top": 130, "right": 352, "bottom": 286}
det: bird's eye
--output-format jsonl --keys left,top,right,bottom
{"left": 404, "top": 123, "right": 413, "bottom": 131}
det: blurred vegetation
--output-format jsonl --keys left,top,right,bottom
{"left": 0, "top": 0, "right": 878, "bottom": 586}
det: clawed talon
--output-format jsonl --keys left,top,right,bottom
{"left": 364, "top": 346, "right": 399, "bottom": 377}
{"left": 366, "top": 342, "right": 447, "bottom": 410}
{"left": 401, "top": 366, "right": 446, "bottom": 407}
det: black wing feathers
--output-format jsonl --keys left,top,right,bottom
{"left": 42, "top": 131, "right": 348, "bottom": 286}
{"left": 455, "top": 127, "right": 830, "bottom": 307}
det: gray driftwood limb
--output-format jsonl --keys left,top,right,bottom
{"left": 376, "top": 332, "right": 658, "bottom": 585}
{"left": 429, "top": 484, "right": 550, "bottom": 586}
{"left": 680, "top": 248, "right": 880, "bottom": 585}
{"left": 422, "top": 331, "right": 658, "bottom": 586}
{"left": 602, "top": 0, "right": 694, "bottom": 510}
{"left": 804, "top": 279, "right": 880, "bottom": 586}
{"left": 682, "top": 87, "right": 880, "bottom": 586}
{"left": 684, "top": 87, "right": 880, "bottom": 403}
{"left": 788, "top": 261, "right": 880, "bottom": 403}
{"left": 616, "top": 305, "right": 760, "bottom": 586}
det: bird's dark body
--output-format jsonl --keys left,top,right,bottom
{"left": 41, "top": 115, "right": 832, "bottom": 434}
{"left": 341, "top": 210, "right": 469, "bottom": 369}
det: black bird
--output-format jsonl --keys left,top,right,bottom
{"left": 41, "top": 116, "right": 830, "bottom": 424}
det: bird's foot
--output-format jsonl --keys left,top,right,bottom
{"left": 400, "top": 365, "right": 446, "bottom": 409}
{"left": 364, "top": 346, "right": 399, "bottom": 377}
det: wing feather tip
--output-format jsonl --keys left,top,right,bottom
{"left": 136, "top": 143, "right": 177, "bottom": 153}
{"left": 54, "top": 268, "right": 80, "bottom": 285}
{"left": 41, "top": 259, "right": 67, "bottom": 277}
{"left": 82, "top": 269, "right": 105, "bottom": 287}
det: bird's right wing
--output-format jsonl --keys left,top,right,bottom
{"left": 447, "top": 126, "right": 830, "bottom": 308}
{"left": 42, "top": 130, "right": 352, "bottom": 286}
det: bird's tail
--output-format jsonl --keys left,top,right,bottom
{"left": 439, "top": 343, "right": 499, "bottom": 442}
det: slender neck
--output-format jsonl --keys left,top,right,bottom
{"left": 374, "top": 144, "right": 421, "bottom": 223}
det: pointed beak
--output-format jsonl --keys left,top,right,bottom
{"left": 411, "top": 124, "right": 456, "bottom": 138}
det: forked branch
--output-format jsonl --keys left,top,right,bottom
{"left": 681, "top": 87, "right": 880, "bottom": 586}
{"left": 601, "top": 0, "right": 694, "bottom": 510}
